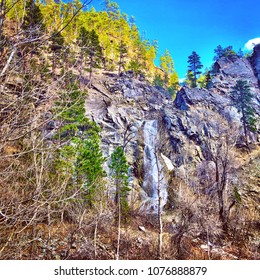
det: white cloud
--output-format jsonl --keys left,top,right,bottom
{"left": 244, "top": 38, "right": 260, "bottom": 50}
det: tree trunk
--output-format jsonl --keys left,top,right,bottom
{"left": 0, "top": 46, "right": 16, "bottom": 77}
{"left": 118, "top": 51, "right": 123, "bottom": 76}
{"left": 157, "top": 195, "right": 162, "bottom": 259}
{"left": 116, "top": 192, "right": 121, "bottom": 260}
{"left": 52, "top": 52, "right": 56, "bottom": 74}
{"left": 217, "top": 188, "right": 225, "bottom": 225}
{"left": 88, "top": 53, "right": 93, "bottom": 88}
{"left": 193, "top": 61, "right": 197, "bottom": 86}
{"left": 0, "top": 0, "right": 6, "bottom": 38}
{"left": 216, "top": 159, "right": 229, "bottom": 233}
{"left": 94, "top": 217, "right": 98, "bottom": 259}
{"left": 215, "top": 161, "right": 225, "bottom": 227}
{"left": 118, "top": 57, "right": 121, "bottom": 76}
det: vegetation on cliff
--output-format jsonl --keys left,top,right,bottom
{"left": 0, "top": 0, "right": 259, "bottom": 260}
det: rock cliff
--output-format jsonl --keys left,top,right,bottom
{"left": 251, "top": 43, "right": 260, "bottom": 84}
{"left": 85, "top": 48, "right": 260, "bottom": 213}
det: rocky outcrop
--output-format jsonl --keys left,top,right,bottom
{"left": 213, "top": 55, "right": 256, "bottom": 81}
{"left": 212, "top": 55, "right": 259, "bottom": 92}
{"left": 85, "top": 55, "right": 260, "bottom": 210}
{"left": 251, "top": 44, "right": 260, "bottom": 84}
{"left": 212, "top": 54, "right": 260, "bottom": 115}
{"left": 174, "top": 86, "right": 230, "bottom": 111}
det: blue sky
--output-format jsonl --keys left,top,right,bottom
{"left": 90, "top": 0, "right": 260, "bottom": 79}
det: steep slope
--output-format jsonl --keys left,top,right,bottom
{"left": 85, "top": 53, "right": 259, "bottom": 192}
{"left": 82, "top": 51, "right": 259, "bottom": 259}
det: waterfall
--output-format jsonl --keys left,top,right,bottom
{"left": 142, "top": 120, "right": 167, "bottom": 212}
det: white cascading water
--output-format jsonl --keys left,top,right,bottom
{"left": 142, "top": 120, "right": 168, "bottom": 212}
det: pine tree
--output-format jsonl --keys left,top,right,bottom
{"left": 185, "top": 70, "right": 196, "bottom": 88}
{"left": 54, "top": 85, "right": 106, "bottom": 207}
{"left": 230, "top": 80, "right": 257, "bottom": 146}
{"left": 50, "top": 30, "right": 64, "bottom": 73}
{"left": 109, "top": 146, "right": 130, "bottom": 220}
{"left": 109, "top": 146, "right": 130, "bottom": 260}
{"left": 87, "top": 29, "right": 102, "bottom": 85}
{"left": 128, "top": 59, "right": 141, "bottom": 76}
{"left": 213, "top": 45, "right": 225, "bottom": 61}
{"left": 187, "top": 51, "right": 203, "bottom": 87}
{"left": 22, "top": 0, "right": 45, "bottom": 38}
{"left": 197, "top": 70, "right": 212, "bottom": 89}
{"left": 205, "top": 71, "right": 212, "bottom": 89}
{"left": 77, "top": 28, "right": 102, "bottom": 86}
{"left": 117, "top": 40, "right": 127, "bottom": 76}
{"left": 75, "top": 129, "right": 106, "bottom": 205}
{"left": 213, "top": 45, "right": 236, "bottom": 61}
{"left": 237, "top": 48, "right": 244, "bottom": 58}
{"left": 153, "top": 74, "right": 164, "bottom": 87}
{"left": 0, "top": 0, "right": 6, "bottom": 38}
{"left": 77, "top": 26, "right": 89, "bottom": 76}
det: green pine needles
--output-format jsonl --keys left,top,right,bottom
{"left": 54, "top": 83, "right": 106, "bottom": 207}
{"left": 110, "top": 146, "right": 131, "bottom": 223}
{"left": 187, "top": 51, "right": 203, "bottom": 88}
{"left": 230, "top": 80, "right": 257, "bottom": 147}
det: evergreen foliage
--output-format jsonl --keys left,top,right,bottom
{"left": 77, "top": 27, "right": 102, "bottom": 84}
{"left": 187, "top": 51, "right": 203, "bottom": 88}
{"left": 117, "top": 40, "right": 128, "bottom": 75}
{"left": 205, "top": 71, "right": 212, "bottom": 89}
{"left": 153, "top": 74, "right": 164, "bottom": 88}
{"left": 213, "top": 45, "right": 236, "bottom": 61}
{"left": 185, "top": 70, "right": 196, "bottom": 88}
{"left": 230, "top": 80, "right": 257, "bottom": 146}
{"left": 1, "top": 0, "right": 259, "bottom": 261}
{"left": 50, "top": 31, "right": 65, "bottom": 52}
{"left": 50, "top": 30, "right": 65, "bottom": 72}
{"left": 197, "top": 70, "right": 212, "bottom": 89}
{"left": 4, "top": 0, "right": 173, "bottom": 80}
{"left": 22, "top": 0, "right": 45, "bottom": 36}
{"left": 109, "top": 146, "right": 131, "bottom": 222}
{"left": 127, "top": 59, "right": 141, "bottom": 76}
{"left": 54, "top": 84, "right": 106, "bottom": 206}
{"left": 237, "top": 48, "right": 244, "bottom": 58}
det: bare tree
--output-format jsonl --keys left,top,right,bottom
{"left": 201, "top": 121, "right": 238, "bottom": 233}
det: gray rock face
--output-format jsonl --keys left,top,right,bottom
{"left": 213, "top": 55, "right": 256, "bottom": 80}
{"left": 211, "top": 54, "right": 260, "bottom": 115}
{"left": 174, "top": 86, "right": 229, "bottom": 111}
{"left": 212, "top": 55, "right": 259, "bottom": 94}
{"left": 85, "top": 58, "right": 260, "bottom": 209}
{"left": 251, "top": 44, "right": 260, "bottom": 84}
